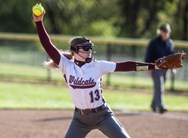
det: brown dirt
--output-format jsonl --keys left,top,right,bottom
{"left": 0, "top": 110, "right": 187, "bottom": 138}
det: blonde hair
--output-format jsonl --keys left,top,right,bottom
{"left": 43, "top": 50, "right": 74, "bottom": 69}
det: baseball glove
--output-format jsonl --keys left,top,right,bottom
{"left": 155, "top": 52, "right": 186, "bottom": 69}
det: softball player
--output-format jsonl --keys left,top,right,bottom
{"left": 33, "top": 11, "right": 158, "bottom": 138}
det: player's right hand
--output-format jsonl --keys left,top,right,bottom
{"left": 32, "top": 10, "right": 45, "bottom": 22}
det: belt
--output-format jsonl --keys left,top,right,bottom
{"left": 75, "top": 104, "right": 106, "bottom": 115}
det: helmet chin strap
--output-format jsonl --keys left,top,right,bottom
{"left": 85, "top": 57, "right": 92, "bottom": 63}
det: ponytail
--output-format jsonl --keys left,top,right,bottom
{"left": 43, "top": 50, "right": 74, "bottom": 69}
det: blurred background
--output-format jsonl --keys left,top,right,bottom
{"left": 0, "top": 0, "right": 188, "bottom": 92}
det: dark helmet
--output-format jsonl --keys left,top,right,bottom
{"left": 70, "top": 36, "right": 94, "bottom": 52}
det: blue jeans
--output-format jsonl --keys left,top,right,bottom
{"left": 151, "top": 70, "right": 167, "bottom": 109}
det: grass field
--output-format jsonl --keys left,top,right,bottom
{"left": 0, "top": 81, "right": 187, "bottom": 111}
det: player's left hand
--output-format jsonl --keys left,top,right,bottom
{"left": 155, "top": 52, "right": 186, "bottom": 69}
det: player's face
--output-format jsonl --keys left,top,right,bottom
{"left": 160, "top": 31, "right": 170, "bottom": 40}
{"left": 78, "top": 46, "right": 92, "bottom": 58}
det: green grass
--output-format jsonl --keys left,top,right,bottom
{"left": 0, "top": 62, "right": 63, "bottom": 81}
{"left": 104, "top": 89, "right": 188, "bottom": 111}
{"left": 0, "top": 81, "right": 73, "bottom": 109}
{"left": 0, "top": 81, "right": 188, "bottom": 111}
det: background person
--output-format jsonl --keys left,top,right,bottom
{"left": 145, "top": 23, "right": 175, "bottom": 114}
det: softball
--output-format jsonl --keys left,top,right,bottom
{"left": 32, "top": 4, "right": 44, "bottom": 16}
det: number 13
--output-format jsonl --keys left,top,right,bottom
{"left": 89, "top": 89, "right": 100, "bottom": 103}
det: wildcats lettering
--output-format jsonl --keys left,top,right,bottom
{"left": 69, "top": 75, "right": 96, "bottom": 89}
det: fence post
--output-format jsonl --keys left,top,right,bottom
{"left": 106, "top": 44, "right": 112, "bottom": 86}
{"left": 131, "top": 45, "right": 137, "bottom": 87}
{"left": 170, "top": 70, "right": 175, "bottom": 92}
{"left": 47, "top": 69, "right": 52, "bottom": 82}
{"left": 46, "top": 56, "right": 52, "bottom": 82}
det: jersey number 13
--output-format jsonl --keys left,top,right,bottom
{"left": 89, "top": 89, "right": 100, "bottom": 103}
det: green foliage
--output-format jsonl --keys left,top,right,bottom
{"left": 86, "top": 20, "right": 118, "bottom": 36}
{"left": 0, "top": 0, "right": 187, "bottom": 39}
{"left": 44, "top": 0, "right": 119, "bottom": 36}
{"left": 0, "top": 0, "right": 34, "bottom": 32}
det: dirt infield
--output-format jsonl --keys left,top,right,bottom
{"left": 0, "top": 110, "right": 187, "bottom": 138}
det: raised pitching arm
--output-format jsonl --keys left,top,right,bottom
{"left": 35, "top": 21, "right": 61, "bottom": 65}
{"left": 33, "top": 11, "right": 61, "bottom": 65}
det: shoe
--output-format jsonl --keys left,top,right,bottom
{"left": 158, "top": 108, "right": 168, "bottom": 114}
{"left": 151, "top": 106, "right": 157, "bottom": 112}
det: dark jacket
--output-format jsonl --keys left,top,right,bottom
{"left": 145, "top": 36, "right": 174, "bottom": 63}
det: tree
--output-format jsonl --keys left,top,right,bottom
{"left": 116, "top": 0, "right": 183, "bottom": 39}
{"left": 174, "top": 0, "right": 188, "bottom": 40}
{"left": 0, "top": 0, "right": 34, "bottom": 33}
{"left": 0, "top": 0, "right": 186, "bottom": 40}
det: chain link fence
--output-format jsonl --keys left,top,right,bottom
{"left": 0, "top": 34, "right": 188, "bottom": 91}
